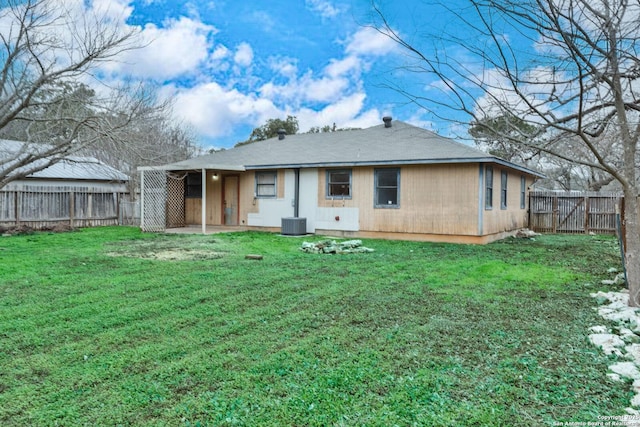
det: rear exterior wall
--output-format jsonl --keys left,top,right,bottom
{"left": 317, "top": 163, "right": 481, "bottom": 237}
{"left": 182, "top": 164, "right": 535, "bottom": 242}
{"left": 480, "top": 167, "right": 535, "bottom": 236}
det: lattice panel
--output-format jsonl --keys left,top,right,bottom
{"left": 141, "top": 169, "right": 167, "bottom": 232}
{"left": 166, "top": 174, "right": 186, "bottom": 228}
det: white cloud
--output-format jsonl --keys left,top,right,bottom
{"left": 305, "top": 0, "right": 342, "bottom": 19}
{"left": 342, "top": 108, "right": 385, "bottom": 129}
{"left": 88, "top": 0, "right": 134, "bottom": 21}
{"left": 212, "top": 45, "right": 230, "bottom": 60}
{"left": 168, "top": 82, "right": 279, "bottom": 140}
{"left": 258, "top": 51, "right": 365, "bottom": 106}
{"left": 269, "top": 57, "right": 299, "bottom": 78}
{"left": 304, "top": 75, "right": 351, "bottom": 102}
{"left": 325, "top": 56, "right": 361, "bottom": 78}
{"left": 247, "top": 10, "right": 277, "bottom": 32}
{"left": 345, "top": 26, "right": 397, "bottom": 57}
{"left": 296, "top": 93, "right": 381, "bottom": 131}
{"left": 166, "top": 83, "right": 382, "bottom": 146}
{"left": 107, "top": 16, "right": 216, "bottom": 80}
{"left": 234, "top": 42, "right": 254, "bottom": 67}
{"left": 258, "top": 69, "right": 351, "bottom": 105}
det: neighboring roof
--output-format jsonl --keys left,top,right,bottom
{"left": 0, "top": 139, "right": 128, "bottom": 182}
{"left": 146, "top": 120, "right": 543, "bottom": 177}
{"left": 26, "top": 156, "right": 129, "bottom": 181}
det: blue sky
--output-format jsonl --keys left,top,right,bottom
{"left": 93, "top": 0, "right": 466, "bottom": 149}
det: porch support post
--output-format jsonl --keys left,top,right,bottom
{"left": 201, "top": 168, "right": 207, "bottom": 234}
{"left": 477, "top": 164, "right": 484, "bottom": 236}
{"left": 140, "top": 170, "right": 145, "bottom": 230}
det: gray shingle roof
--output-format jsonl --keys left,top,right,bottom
{"left": 149, "top": 121, "right": 543, "bottom": 177}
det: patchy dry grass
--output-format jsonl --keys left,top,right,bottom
{"left": 0, "top": 227, "right": 630, "bottom": 426}
{"left": 105, "top": 236, "right": 228, "bottom": 260}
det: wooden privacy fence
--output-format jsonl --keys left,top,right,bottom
{"left": 0, "top": 186, "right": 131, "bottom": 229}
{"left": 529, "top": 191, "right": 622, "bottom": 234}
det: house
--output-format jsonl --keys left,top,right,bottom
{"left": 139, "top": 118, "right": 544, "bottom": 244}
{"left": 0, "top": 139, "right": 129, "bottom": 228}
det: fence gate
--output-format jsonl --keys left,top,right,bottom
{"left": 529, "top": 191, "right": 621, "bottom": 234}
{"left": 141, "top": 169, "right": 167, "bottom": 232}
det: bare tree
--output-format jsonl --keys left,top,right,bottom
{"left": 86, "top": 102, "right": 202, "bottom": 197}
{"left": 469, "top": 113, "right": 617, "bottom": 190}
{"left": 0, "top": 0, "right": 147, "bottom": 189}
{"left": 372, "top": 0, "right": 640, "bottom": 305}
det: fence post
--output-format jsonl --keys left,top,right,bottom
{"left": 584, "top": 196, "right": 589, "bottom": 234}
{"left": 69, "top": 191, "right": 75, "bottom": 227}
{"left": 552, "top": 195, "right": 558, "bottom": 233}
{"left": 13, "top": 191, "right": 19, "bottom": 226}
{"left": 88, "top": 193, "right": 93, "bottom": 225}
{"left": 116, "top": 192, "right": 121, "bottom": 225}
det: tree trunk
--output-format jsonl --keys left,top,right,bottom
{"left": 624, "top": 192, "right": 640, "bottom": 307}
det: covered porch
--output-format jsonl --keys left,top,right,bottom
{"left": 138, "top": 166, "right": 247, "bottom": 234}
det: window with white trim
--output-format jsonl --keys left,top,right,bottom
{"left": 520, "top": 176, "right": 526, "bottom": 209}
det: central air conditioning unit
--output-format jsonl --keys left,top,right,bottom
{"left": 281, "top": 217, "right": 307, "bottom": 236}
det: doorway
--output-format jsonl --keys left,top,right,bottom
{"left": 223, "top": 175, "right": 239, "bottom": 225}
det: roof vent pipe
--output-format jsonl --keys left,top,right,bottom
{"left": 382, "top": 116, "right": 392, "bottom": 128}
{"left": 277, "top": 129, "right": 286, "bottom": 140}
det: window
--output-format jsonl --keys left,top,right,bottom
{"left": 485, "top": 166, "right": 493, "bottom": 210}
{"left": 375, "top": 168, "right": 400, "bottom": 208}
{"left": 185, "top": 172, "right": 202, "bottom": 198}
{"left": 520, "top": 176, "right": 526, "bottom": 209}
{"left": 255, "top": 171, "right": 277, "bottom": 198}
{"left": 500, "top": 171, "right": 508, "bottom": 209}
{"left": 327, "top": 169, "right": 352, "bottom": 198}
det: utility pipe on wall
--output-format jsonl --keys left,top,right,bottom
{"left": 294, "top": 168, "right": 300, "bottom": 218}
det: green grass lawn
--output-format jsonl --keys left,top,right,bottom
{"left": 0, "top": 227, "right": 631, "bottom": 426}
